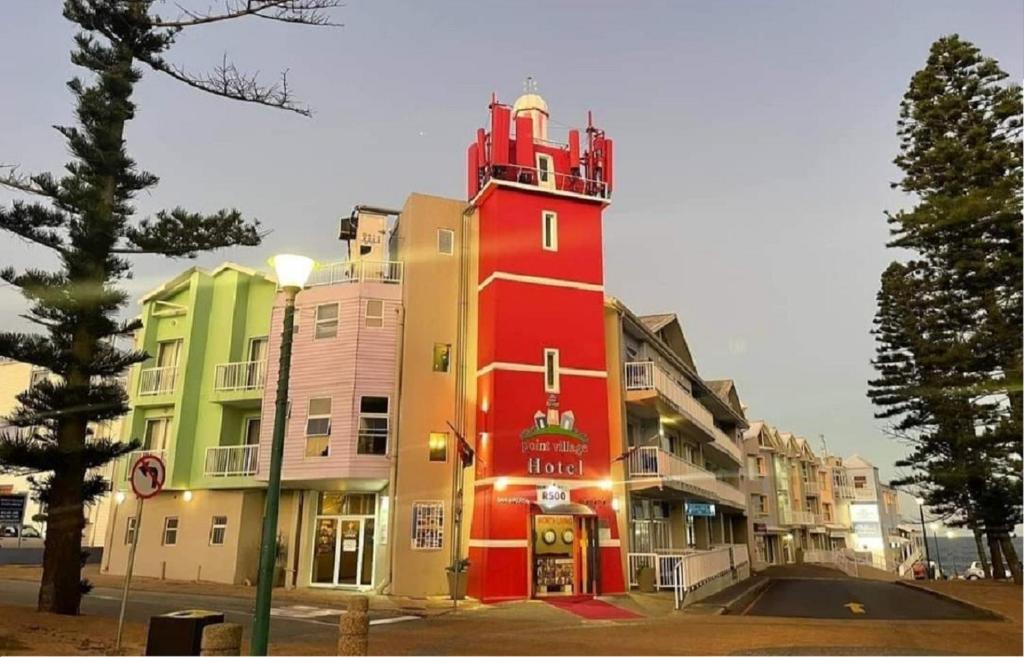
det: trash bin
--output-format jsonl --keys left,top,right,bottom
{"left": 146, "top": 609, "right": 225, "bottom": 656}
{"left": 636, "top": 565, "right": 656, "bottom": 593}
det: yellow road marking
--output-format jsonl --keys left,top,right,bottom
{"left": 844, "top": 602, "right": 866, "bottom": 614}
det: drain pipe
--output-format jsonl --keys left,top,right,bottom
{"left": 376, "top": 294, "right": 406, "bottom": 595}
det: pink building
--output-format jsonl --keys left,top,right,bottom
{"left": 256, "top": 207, "right": 402, "bottom": 590}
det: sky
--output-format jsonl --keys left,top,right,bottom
{"left": 1, "top": 1, "right": 1022, "bottom": 497}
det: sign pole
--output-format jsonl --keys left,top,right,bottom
{"left": 115, "top": 498, "right": 144, "bottom": 652}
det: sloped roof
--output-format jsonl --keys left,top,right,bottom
{"left": 638, "top": 313, "right": 697, "bottom": 371}
{"left": 639, "top": 313, "right": 676, "bottom": 333}
{"left": 706, "top": 379, "right": 746, "bottom": 420}
{"left": 139, "top": 262, "right": 272, "bottom": 304}
{"left": 844, "top": 454, "right": 875, "bottom": 469}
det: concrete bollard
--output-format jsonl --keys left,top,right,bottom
{"left": 338, "top": 595, "right": 369, "bottom": 656}
{"left": 200, "top": 622, "right": 243, "bottom": 656}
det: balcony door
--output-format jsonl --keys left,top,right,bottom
{"left": 156, "top": 340, "right": 181, "bottom": 368}
{"left": 143, "top": 416, "right": 172, "bottom": 451}
{"left": 243, "top": 417, "right": 261, "bottom": 446}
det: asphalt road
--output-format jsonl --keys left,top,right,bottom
{"left": 0, "top": 579, "right": 417, "bottom": 642}
{"left": 744, "top": 577, "right": 996, "bottom": 620}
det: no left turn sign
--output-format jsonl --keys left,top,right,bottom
{"left": 130, "top": 454, "right": 166, "bottom": 499}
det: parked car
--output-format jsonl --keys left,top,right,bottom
{"left": 0, "top": 524, "right": 44, "bottom": 548}
{"left": 964, "top": 561, "right": 1013, "bottom": 580}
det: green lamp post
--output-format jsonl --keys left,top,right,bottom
{"left": 251, "top": 254, "right": 315, "bottom": 655}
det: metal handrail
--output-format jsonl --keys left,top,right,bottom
{"left": 626, "top": 446, "right": 745, "bottom": 507}
{"left": 214, "top": 360, "right": 266, "bottom": 391}
{"left": 204, "top": 444, "right": 259, "bottom": 477}
{"left": 138, "top": 366, "right": 177, "bottom": 396}
{"left": 307, "top": 260, "right": 403, "bottom": 287}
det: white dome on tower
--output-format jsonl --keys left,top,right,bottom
{"left": 512, "top": 79, "right": 549, "bottom": 141}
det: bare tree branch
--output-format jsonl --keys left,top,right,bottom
{"left": 154, "top": 0, "right": 343, "bottom": 28}
{"left": 138, "top": 52, "right": 312, "bottom": 116}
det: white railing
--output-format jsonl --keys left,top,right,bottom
{"left": 835, "top": 484, "right": 856, "bottom": 499}
{"left": 897, "top": 548, "right": 923, "bottom": 578}
{"left": 623, "top": 362, "right": 743, "bottom": 464}
{"left": 138, "top": 366, "right": 177, "bottom": 395}
{"left": 204, "top": 444, "right": 259, "bottom": 477}
{"left": 626, "top": 446, "right": 745, "bottom": 508}
{"left": 123, "top": 449, "right": 167, "bottom": 479}
{"left": 672, "top": 546, "right": 734, "bottom": 609}
{"left": 307, "top": 260, "right": 403, "bottom": 287}
{"left": 789, "top": 510, "right": 817, "bottom": 525}
{"left": 213, "top": 360, "right": 266, "bottom": 392}
{"left": 802, "top": 479, "right": 821, "bottom": 496}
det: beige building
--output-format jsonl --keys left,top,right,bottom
{"left": 0, "top": 358, "right": 122, "bottom": 547}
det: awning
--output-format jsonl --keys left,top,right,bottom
{"left": 810, "top": 526, "right": 827, "bottom": 534}
{"left": 531, "top": 502, "right": 596, "bottom": 516}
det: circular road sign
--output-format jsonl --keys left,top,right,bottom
{"left": 130, "top": 454, "right": 166, "bottom": 499}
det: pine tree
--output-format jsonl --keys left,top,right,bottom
{"left": 0, "top": 1, "right": 338, "bottom": 615}
{"left": 869, "top": 34, "right": 1023, "bottom": 582}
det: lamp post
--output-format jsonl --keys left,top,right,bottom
{"left": 930, "top": 522, "right": 944, "bottom": 580}
{"left": 251, "top": 254, "right": 314, "bottom": 656}
{"left": 946, "top": 530, "right": 958, "bottom": 578}
{"left": 915, "top": 497, "right": 932, "bottom": 579}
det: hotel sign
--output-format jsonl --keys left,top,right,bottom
{"left": 686, "top": 502, "right": 716, "bottom": 517}
{"left": 521, "top": 397, "right": 589, "bottom": 478}
{"left": 537, "top": 484, "right": 570, "bottom": 506}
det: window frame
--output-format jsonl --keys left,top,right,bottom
{"left": 411, "top": 501, "right": 444, "bottom": 550}
{"left": 304, "top": 397, "right": 332, "bottom": 458}
{"left": 313, "top": 303, "right": 339, "bottom": 340}
{"left": 365, "top": 299, "right": 384, "bottom": 329}
{"left": 543, "top": 348, "right": 560, "bottom": 393}
{"left": 143, "top": 416, "right": 173, "bottom": 451}
{"left": 536, "top": 153, "right": 555, "bottom": 189}
{"left": 437, "top": 228, "right": 455, "bottom": 256}
{"left": 357, "top": 396, "right": 390, "bottom": 455}
{"left": 432, "top": 343, "right": 451, "bottom": 373}
{"left": 209, "top": 515, "right": 228, "bottom": 546}
{"left": 428, "top": 432, "right": 448, "bottom": 463}
{"left": 541, "top": 211, "right": 558, "bottom": 251}
{"left": 125, "top": 517, "right": 137, "bottom": 545}
{"left": 162, "top": 516, "right": 179, "bottom": 546}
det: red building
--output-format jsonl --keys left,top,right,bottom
{"left": 465, "top": 90, "right": 624, "bottom": 601}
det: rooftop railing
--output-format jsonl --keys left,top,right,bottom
{"left": 306, "top": 260, "right": 403, "bottom": 287}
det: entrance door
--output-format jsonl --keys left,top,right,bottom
{"left": 311, "top": 516, "right": 375, "bottom": 587}
{"left": 312, "top": 518, "right": 338, "bottom": 584}
{"left": 337, "top": 519, "right": 362, "bottom": 585}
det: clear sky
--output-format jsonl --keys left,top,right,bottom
{"left": 1, "top": 1, "right": 1022, "bottom": 489}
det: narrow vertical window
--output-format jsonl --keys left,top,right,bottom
{"left": 543, "top": 348, "right": 559, "bottom": 393}
{"left": 314, "top": 303, "right": 339, "bottom": 339}
{"left": 365, "top": 299, "right": 384, "bottom": 328}
{"left": 536, "top": 153, "right": 554, "bottom": 189}
{"left": 437, "top": 228, "right": 455, "bottom": 255}
{"left": 542, "top": 211, "right": 558, "bottom": 251}
{"left": 428, "top": 432, "right": 448, "bottom": 462}
{"left": 162, "top": 517, "right": 179, "bottom": 546}
{"left": 305, "top": 397, "right": 332, "bottom": 457}
{"left": 432, "top": 343, "right": 451, "bottom": 372}
{"left": 125, "top": 517, "right": 137, "bottom": 545}
{"left": 209, "top": 516, "right": 228, "bottom": 546}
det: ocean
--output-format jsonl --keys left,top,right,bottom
{"left": 927, "top": 535, "right": 1024, "bottom": 575}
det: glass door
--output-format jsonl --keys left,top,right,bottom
{"left": 337, "top": 519, "right": 362, "bottom": 585}
{"left": 312, "top": 518, "right": 338, "bottom": 584}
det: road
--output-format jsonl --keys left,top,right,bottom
{"left": 0, "top": 579, "right": 417, "bottom": 643}
{"left": 744, "top": 576, "right": 997, "bottom": 620}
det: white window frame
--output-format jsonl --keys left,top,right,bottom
{"left": 365, "top": 299, "right": 384, "bottom": 329}
{"left": 143, "top": 416, "right": 172, "bottom": 451}
{"left": 536, "top": 153, "right": 554, "bottom": 189}
{"left": 541, "top": 211, "right": 558, "bottom": 251}
{"left": 209, "top": 515, "right": 228, "bottom": 546}
{"left": 543, "top": 348, "right": 560, "bottom": 393}
{"left": 314, "top": 303, "right": 339, "bottom": 340}
{"left": 357, "top": 396, "right": 390, "bottom": 455}
{"left": 162, "top": 516, "right": 179, "bottom": 546}
{"left": 305, "top": 397, "right": 332, "bottom": 437}
{"left": 125, "top": 517, "right": 137, "bottom": 545}
{"left": 411, "top": 501, "right": 444, "bottom": 550}
{"left": 437, "top": 228, "right": 455, "bottom": 256}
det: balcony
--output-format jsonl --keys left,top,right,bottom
{"left": 307, "top": 260, "right": 403, "bottom": 287}
{"left": 138, "top": 366, "right": 177, "bottom": 396}
{"left": 204, "top": 444, "right": 259, "bottom": 477}
{"left": 626, "top": 446, "right": 745, "bottom": 508}
{"left": 214, "top": 360, "right": 266, "bottom": 392}
{"left": 789, "top": 510, "right": 818, "bottom": 525}
{"left": 123, "top": 449, "right": 167, "bottom": 480}
{"left": 623, "top": 362, "right": 743, "bottom": 465}
{"left": 802, "top": 479, "right": 821, "bottom": 496}
{"left": 852, "top": 486, "right": 876, "bottom": 501}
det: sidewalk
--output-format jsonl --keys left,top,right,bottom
{"left": 900, "top": 578, "right": 1023, "bottom": 623}
{"left": 0, "top": 564, "right": 476, "bottom": 616}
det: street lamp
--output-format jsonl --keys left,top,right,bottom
{"left": 930, "top": 522, "right": 944, "bottom": 579}
{"left": 946, "top": 530, "right": 958, "bottom": 577}
{"left": 251, "top": 254, "right": 314, "bottom": 656}
{"left": 915, "top": 497, "right": 932, "bottom": 580}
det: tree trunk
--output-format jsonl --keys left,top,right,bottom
{"left": 37, "top": 442, "right": 86, "bottom": 614}
{"left": 997, "top": 532, "right": 1022, "bottom": 585}
{"left": 973, "top": 526, "right": 991, "bottom": 577}
{"left": 987, "top": 532, "right": 1006, "bottom": 581}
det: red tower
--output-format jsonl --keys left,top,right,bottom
{"left": 466, "top": 88, "right": 623, "bottom": 601}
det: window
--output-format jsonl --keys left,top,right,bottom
{"left": 156, "top": 339, "right": 182, "bottom": 368}
{"left": 757, "top": 456, "right": 768, "bottom": 477}
{"left": 853, "top": 475, "right": 867, "bottom": 489}
{"left": 683, "top": 443, "right": 696, "bottom": 464}
{"left": 543, "top": 348, "right": 559, "bottom": 393}
{"left": 29, "top": 367, "right": 48, "bottom": 387}
{"left": 432, "top": 343, "right": 451, "bottom": 373}
{"left": 541, "top": 211, "right": 558, "bottom": 251}
{"left": 305, "top": 398, "right": 331, "bottom": 457}
{"left": 437, "top": 228, "right": 454, "bottom": 256}
{"left": 318, "top": 492, "right": 377, "bottom": 516}
{"left": 536, "top": 153, "right": 554, "bottom": 189}
{"left": 751, "top": 494, "right": 767, "bottom": 515}
{"left": 823, "top": 503, "right": 833, "bottom": 522}
{"left": 428, "top": 432, "right": 448, "bottom": 462}
{"left": 314, "top": 303, "right": 339, "bottom": 340}
{"left": 243, "top": 417, "right": 261, "bottom": 446}
{"left": 247, "top": 336, "right": 268, "bottom": 362}
{"left": 357, "top": 396, "right": 389, "bottom": 455}
{"left": 747, "top": 455, "right": 759, "bottom": 478}
{"left": 411, "top": 501, "right": 444, "bottom": 550}
{"left": 143, "top": 417, "right": 172, "bottom": 451}
{"left": 162, "top": 517, "right": 179, "bottom": 546}
{"left": 209, "top": 516, "right": 228, "bottom": 546}
{"left": 124, "top": 517, "right": 137, "bottom": 545}
{"left": 365, "top": 299, "right": 384, "bottom": 328}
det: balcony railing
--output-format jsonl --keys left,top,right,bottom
{"left": 123, "top": 449, "right": 167, "bottom": 480}
{"left": 138, "top": 366, "right": 177, "bottom": 396}
{"left": 852, "top": 486, "right": 876, "bottom": 501}
{"left": 307, "top": 260, "right": 403, "bottom": 287}
{"left": 213, "top": 360, "right": 266, "bottom": 392}
{"left": 204, "top": 444, "right": 259, "bottom": 477}
{"left": 802, "top": 479, "right": 821, "bottom": 496}
{"left": 623, "top": 362, "right": 743, "bottom": 464}
{"left": 627, "top": 446, "right": 745, "bottom": 508}
{"left": 789, "top": 510, "right": 818, "bottom": 525}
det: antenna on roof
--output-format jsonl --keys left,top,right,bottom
{"left": 819, "top": 433, "right": 829, "bottom": 457}
{"left": 524, "top": 76, "right": 538, "bottom": 93}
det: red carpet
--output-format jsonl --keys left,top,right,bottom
{"left": 544, "top": 596, "right": 642, "bottom": 620}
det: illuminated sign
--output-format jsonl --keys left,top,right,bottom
{"left": 850, "top": 503, "right": 880, "bottom": 523}
{"left": 686, "top": 502, "right": 716, "bottom": 517}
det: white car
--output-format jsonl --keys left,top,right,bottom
{"left": 0, "top": 524, "right": 44, "bottom": 548}
{"left": 964, "top": 561, "right": 1013, "bottom": 580}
